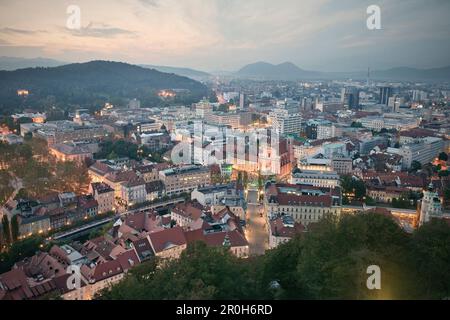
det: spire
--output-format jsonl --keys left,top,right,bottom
{"left": 222, "top": 233, "right": 231, "bottom": 248}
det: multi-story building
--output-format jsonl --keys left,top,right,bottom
{"left": 17, "top": 214, "right": 51, "bottom": 238}
{"left": 298, "top": 156, "right": 332, "bottom": 172}
{"left": 290, "top": 169, "right": 341, "bottom": 188}
{"left": 195, "top": 99, "right": 213, "bottom": 118}
{"left": 316, "top": 121, "right": 342, "bottom": 140}
{"left": 134, "top": 164, "right": 160, "bottom": 182}
{"left": 159, "top": 165, "right": 211, "bottom": 196}
{"left": 268, "top": 108, "right": 302, "bottom": 136}
{"left": 341, "top": 87, "right": 360, "bottom": 110}
{"left": 90, "top": 182, "right": 115, "bottom": 214}
{"left": 399, "top": 137, "right": 444, "bottom": 168}
{"left": 120, "top": 178, "right": 147, "bottom": 207}
{"left": 293, "top": 141, "right": 322, "bottom": 161}
{"left": 367, "top": 186, "right": 410, "bottom": 204}
{"left": 379, "top": 87, "right": 393, "bottom": 105}
{"left": 191, "top": 184, "right": 237, "bottom": 206}
{"left": 356, "top": 115, "right": 419, "bottom": 132}
{"left": 265, "top": 183, "right": 341, "bottom": 226}
{"left": 170, "top": 201, "right": 206, "bottom": 228}
{"left": 32, "top": 121, "right": 107, "bottom": 146}
{"left": 204, "top": 112, "right": 241, "bottom": 129}
{"left": 49, "top": 142, "right": 95, "bottom": 165}
{"left": 322, "top": 142, "right": 347, "bottom": 158}
{"left": 148, "top": 227, "right": 187, "bottom": 260}
{"left": 331, "top": 154, "right": 353, "bottom": 175}
{"left": 359, "top": 136, "right": 389, "bottom": 155}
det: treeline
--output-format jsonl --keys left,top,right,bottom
{"left": 99, "top": 213, "right": 450, "bottom": 300}
{"left": 0, "top": 61, "right": 208, "bottom": 114}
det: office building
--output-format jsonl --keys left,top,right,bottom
{"left": 379, "top": 87, "right": 392, "bottom": 105}
{"left": 269, "top": 108, "right": 302, "bottom": 136}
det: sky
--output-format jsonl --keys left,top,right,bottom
{"left": 0, "top": 0, "right": 449, "bottom": 72}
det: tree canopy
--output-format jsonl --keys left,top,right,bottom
{"left": 99, "top": 213, "right": 450, "bottom": 300}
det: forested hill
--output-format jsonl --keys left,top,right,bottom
{"left": 0, "top": 60, "right": 208, "bottom": 114}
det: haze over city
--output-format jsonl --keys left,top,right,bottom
{"left": 0, "top": 0, "right": 450, "bottom": 71}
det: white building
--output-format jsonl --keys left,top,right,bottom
{"left": 290, "top": 169, "right": 341, "bottom": 188}
{"left": 400, "top": 137, "right": 444, "bottom": 169}
{"left": 317, "top": 122, "right": 342, "bottom": 140}
{"left": 195, "top": 99, "right": 213, "bottom": 118}
{"left": 191, "top": 184, "right": 236, "bottom": 206}
{"left": 120, "top": 179, "right": 147, "bottom": 206}
{"left": 268, "top": 108, "right": 302, "bottom": 136}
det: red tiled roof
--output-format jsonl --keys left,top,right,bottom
{"left": 91, "top": 260, "right": 123, "bottom": 282}
{"left": 184, "top": 229, "right": 248, "bottom": 248}
{"left": 116, "top": 250, "right": 140, "bottom": 271}
{"left": 0, "top": 269, "right": 34, "bottom": 300}
{"left": 148, "top": 226, "right": 187, "bottom": 253}
{"left": 171, "top": 201, "right": 204, "bottom": 220}
{"left": 131, "top": 238, "right": 154, "bottom": 261}
{"left": 89, "top": 161, "right": 114, "bottom": 176}
{"left": 204, "top": 230, "right": 248, "bottom": 247}
{"left": 270, "top": 217, "right": 305, "bottom": 238}
{"left": 124, "top": 212, "right": 146, "bottom": 231}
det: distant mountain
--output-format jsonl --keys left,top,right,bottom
{"left": 237, "top": 61, "right": 320, "bottom": 80}
{"left": 140, "top": 64, "right": 210, "bottom": 80}
{"left": 369, "top": 66, "right": 450, "bottom": 81}
{"left": 235, "top": 61, "right": 450, "bottom": 82}
{"left": 0, "top": 56, "right": 67, "bottom": 71}
{"left": 0, "top": 60, "right": 208, "bottom": 113}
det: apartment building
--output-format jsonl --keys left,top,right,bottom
{"left": 400, "top": 137, "right": 444, "bottom": 168}
{"left": 90, "top": 182, "right": 115, "bottom": 214}
{"left": 269, "top": 108, "right": 302, "bottom": 136}
{"left": 159, "top": 165, "right": 211, "bottom": 196}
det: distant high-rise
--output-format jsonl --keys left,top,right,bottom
{"left": 269, "top": 108, "right": 302, "bottom": 136}
{"left": 341, "top": 87, "right": 360, "bottom": 110}
{"left": 239, "top": 93, "right": 245, "bottom": 110}
{"left": 379, "top": 87, "right": 392, "bottom": 105}
{"left": 412, "top": 90, "right": 428, "bottom": 102}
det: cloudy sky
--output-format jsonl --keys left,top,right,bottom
{"left": 0, "top": 0, "right": 449, "bottom": 72}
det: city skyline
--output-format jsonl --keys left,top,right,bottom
{"left": 0, "top": 0, "right": 450, "bottom": 72}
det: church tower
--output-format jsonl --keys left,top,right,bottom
{"left": 419, "top": 183, "right": 442, "bottom": 226}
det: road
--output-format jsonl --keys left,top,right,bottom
{"left": 245, "top": 203, "right": 268, "bottom": 256}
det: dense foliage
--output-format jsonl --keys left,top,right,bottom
{"left": 341, "top": 176, "right": 366, "bottom": 204}
{"left": 0, "top": 61, "right": 208, "bottom": 114}
{"left": 100, "top": 214, "right": 450, "bottom": 300}
{"left": 0, "top": 236, "right": 45, "bottom": 273}
{"left": 0, "top": 139, "right": 90, "bottom": 198}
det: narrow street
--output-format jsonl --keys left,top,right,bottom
{"left": 245, "top": 203, "right": 268, "bottom": 256}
